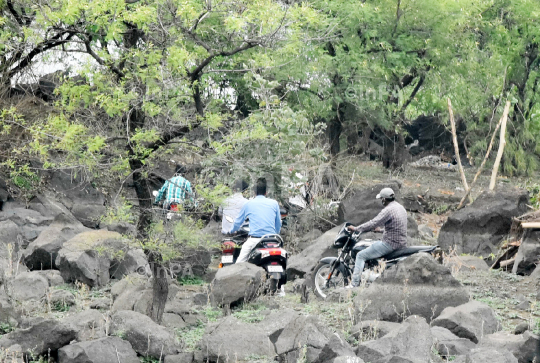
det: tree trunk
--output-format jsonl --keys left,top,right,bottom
{"left": 327, "top": 115, "right": 342, "bottom": 157}
{"left": 193, "top": 77, "right": 204, "bottom": 116}
{"left": 382, "top": 130, "right": 406, "bottom": 169}
{"left": 127, "top": 108, "right": 168, "bottom": 324}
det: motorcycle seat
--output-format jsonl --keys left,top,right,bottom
{"left": 383, "top": 245, "right": 437, "bottom": 260}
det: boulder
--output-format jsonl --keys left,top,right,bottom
{"left": 100, "top": 221, "right": 136, "bottom": 236}
{"left": 0, "top": 302, "right": 20, "bottom": 329}
{"left": 0, "top": 319, "right": 77, "bottom": 357}
{"left": 169, "top": 247, "right": 212, "bottom": 277}
{"left": 350, "top": 320, "right": 401, "bottom": 341}
{"left": 274, "top": 314, "right": 354, "bottom": 363}
{"left": 0, "top": 208, "right": 53, "bottom": 243}
{"left": 49, "top": 289, "right": 76, "bottom": 309}
{"left": 0, "top": 220, "right": 23, "bottom": 258}
{"left": 444, "top": 255, "right": 490, "bottom": 272}
{"left": 438, "top": 189, "right": 529, "bottom": 258}
{"left": 199, "top": 316, "right": 275, "bottom": 362}
{"left": 11, "top": 271, "right": 49, "bottom": 302}
{"left": 109, "top": 310, "right": 180, "bottom": 358}
{"left": 512, "top": 230, "right": 540, "bottom": 275}
{"left": 24, "top": 213, "right": 88, "bottom": 270}
{"left": 337, "top": 182, "right": 419, "bottom": 238}
{"left": 465, "top": 347, "right": 518, "bottom": 363}
{"left": 42, "top": 169, "right": 106, "bottom": 228}
{"left": 35, "top": 269, "right": 65, "bottom": 286}
{"left": 479, "top": 331, "right": 540, "bottom": 363}
{"left": 61, "top": 309, "right": 106, "bottom": 341}
{"left": 354, "top": 253, "right": 470, "bottom": 322}
{"left": 431, "top": 326, "right": 476, "bottom": 356}
{"left": 210, "top": 263, "right": 264, "bottom": 307}
{"left": 109, "top": 248, "right": 149, "bottom": 280}
{"left": 297, "top": 229, "right": 323, "bottom": 251}
{"left": 55, "top": 230, "right": 136, "bottom": 287}
{"left": 57, "top": 336, "right": 139, "bottom": 363}
{"left": 356, "top": 316, "right": 433, "bottom": 363}
{"left": 333, "top": 357, "right": 364, "bottom": 363}
{"left": 287, "top": 225, "right": 341, "bottom": 280}
{"left": 431, "top": 301, "right": 500, "bottom": 343}
{"left": 254, "top": 309, "right": 302, "bottom": 343}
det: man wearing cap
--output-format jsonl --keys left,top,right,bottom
{"left": 345, "top": 187, "right": 408, "bottom": 288}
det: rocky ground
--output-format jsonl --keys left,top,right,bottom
{"left": 0, "top": 159, "right": 538, "bottom": 362}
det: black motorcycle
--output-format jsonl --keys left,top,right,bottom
{"left": 312, "top": 222, "right": 438, "bottom": 299}
{"left": 220, "top": 216, "right": 288, "bottom": 293}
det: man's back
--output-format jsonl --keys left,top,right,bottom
{"left": 231, "top": 195, "right": 281, "bottom": 237}
{"left": 156, "top": 175, "right": 192, "bottom": 204}
{"left": 221, "top": 193, "right": 248, "bottom": 233}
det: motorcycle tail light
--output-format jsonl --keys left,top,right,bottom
{"left": 170, "top": 203, "right": 179, "bottom": 212}
{"left": 268, "top": 248, "right": 282, "bottom": 256}
{"left": 222, "top": 241, "right": 235, "bottom": 254}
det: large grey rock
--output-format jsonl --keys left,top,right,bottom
{"left": 337, "top": 181, "right": 419, "bottom": 238}
{"left": 210, "top": 263, "right": 264, "bottom": 307}
{"left": 255, "top": 308, "right": 302, "bottom": 343}
{"left": 109, "top": 248, "right": 149, "bottom": 280}
{"left": 170, "top": 247, "right": 212, "bottom": 277}
{"left": 438, "top": 189, "right": 529, "bottom": 257}
{"left": 287, "top": 225, "right": 341, "bottom": 280}
{"left": 431, "top": 301, "right": 500, "bottom": 343}
{"left": 11, "top": 271, "right": 49, "bottom": 302}
{"left": 0, "top": 220, "right": 22, "bottom": 258}
{"left": 431, "top": 326, "right": 476, "bottom": 356}
{"left": 479, "top": 331, "right": 540, "bottom": 363}
{"left": 274, "top": 314, "right": 354, "bottom": 363}
{"left": 58, "top": 336, "right": 139, "bottom": 363}
{"left": 35, "top": 269, "right": 65, "bottom": 286}
{"left": 465, "top": 347, "right": 518, "bottom": 363}
{"left": 0, "top": 319, "right": 77, "bottom": 357}
{"left": 513, "top": 230, "right": 540, "bottom": 275}
{"left": 199, "top": 316, "right": 275, "bottom": 362}
{"left": 50, "top": 289, "right": 76, "bottom": 309}
{"left": 356, "top": 316, "right": 433, "bottom": 363}
{"left": 109, "top": 310, "right": 180, "bottom": 358}
{"left": 42, "top": 169, "right": 106, "bottom": 228}
{"left": 61, "top": 309, "right": 106, "bottom": 341}
{"left": 164, "top": 353, "right": 194, "bottom": 363}
{"left": 351, "top": 320, "right": 401, "bottom": 341}
{"left": 0, "top": 208, "right": 53, "bottom": 243}
{"left": 444, "top": 255, "right": 490, "bottom": 272}
{"left": 55, "top": 230, "right": 133, "bottom": 287}
{"left": 354, "top": 253, "right": 470, "bottom": 322}
{"left": 24, "top": 213, "right": 88, "bottom": 270}
{"left": 0, "top": 302, "right": 20, "bottom": 329}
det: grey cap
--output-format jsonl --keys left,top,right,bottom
{"left": 376, "top": 187, "right": 395, "bottom": 199}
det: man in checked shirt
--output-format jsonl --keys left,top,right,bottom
{"left": 345, "top": 187, "right": 407, "bottom": 288}
{"left": 154, "top": 165, "right": 194, "bottom": 210}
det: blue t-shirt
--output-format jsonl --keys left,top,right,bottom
{"left": 229, "top": 195, "right": 281, "bottom": 237}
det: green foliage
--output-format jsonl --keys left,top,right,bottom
{"left": 176, "top": 322, "right": 205, "bottom": 352}
{"left": 524, "top": 182, "right": 540, "bottom": 210}
{"left": 177, "top": 275, "right": 205, "bottom": 286}
{"left": 101, "top": 198, "right": 137, "bottom": 225}
{"left": 232, "top": 303, "right": 267, "bottom": 324}
{"left": 0, "top": 322, "right": 14, "bottom": 335}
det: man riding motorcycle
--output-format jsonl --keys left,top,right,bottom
{"left": 228, "top": 178, "right": 281, "bottom": 263}
{"left": 345, "top": 187, "right": 407, "bottom": 288}
{"left": 154, "top": 165, "right": 194, "bottom": 210}
{"left": 219, "top": 179, "right": 248, "bottom": 234}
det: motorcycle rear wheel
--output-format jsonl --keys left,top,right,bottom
{"left": 312, "top": 262, "right": 347, "bottom": 299}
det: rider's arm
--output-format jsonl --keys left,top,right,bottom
{"left": 229, "top": 203, "right": 248, "bottom": 234}
{"left": 154, "top": 181, "right": 168, "bottom": 203}
{"left": 274, "top": 202, "right": 282, "bottom": 234}
{"left": 355, "top": 208, "right": 390, "bottom": 233}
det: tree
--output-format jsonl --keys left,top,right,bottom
{"left": 0, "top": 0, "right": 318, "bottom": 322}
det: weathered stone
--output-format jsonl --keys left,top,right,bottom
{"left": 11, "top": 271, "right": 49, "bottom": 302}
{"left": 479, "top": 331, "right": 540, "bottom": 363}
{"left": 199, "top": 316, "right": 275, "bottom": 362}
{"left": 350, "top": 320, "right": 401, "bottom": 341}
{"left": 356, "top": 316, "right": 433, "bottom": 363}
{"left": 431, "top": 301, "right": 500, "bottom": 343}
{"left": 24, "top": 213, "right": 88, "bottom": 270}
{"left": 444, "top": 255, "right": 490, "bottom": 272}
{"left": 297, "top": 229, "right": 323, "bottom": 251}
{"left": 514, "top": 322, "right": 530, "bottom": 335}
{"left": 110, "top": 310, "right": 180, "bottom": 358}
{"left": 431, "top": 326, "right": 476, "bottom": 356}
{"left": 55, "top": 230, "right": 127, "bottom": 287}
{"left": 61, "top": 309, "right": 106, "bottom": 341}
{"left": 164, "top": 353, "right": 194, "bottom": 363}
{"left": 465, "top": 347, "right": 518, "bottom": 363}
{"left": 0, "top": 319, "right": 77, "bottom": 357}
{"left": 513, "top": 229, "right": 540, "bottom": 275}
{"left": 57, "top": 336, "right": 139, "bottom": 363}
{"left": 50, "top": 289, "right": 76, "bottom": 310}
{"left": 35, "top": 269, "right": 65, "bottom": 286}
{"left": 438, "top": 189, "right": 529, "bottom": 258}
{"left": 354, "top": 253, "right": 470, "bottom": 322}
{"left": 210, "top": 263, "right": 264, "bottom": 307}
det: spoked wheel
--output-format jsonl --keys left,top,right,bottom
{"left": 312, "top": 262, "right": 347, "bottom": 299}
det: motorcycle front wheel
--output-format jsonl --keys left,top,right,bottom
{"left": 312, "top": 262, "right": 347, "bottom": 299}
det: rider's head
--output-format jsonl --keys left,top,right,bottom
{"left": 174, "top": 164, "right": 186, "bottom": 176}
{"left": 232, "top": 179, "right": 248, "bottom": 193}
{"left": 376, "top": 187, "right": 395, "bottom": 206}
{"left": 255, "top": 178, "right": 267, "bottom": 196}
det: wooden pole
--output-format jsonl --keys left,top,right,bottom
{"left": 489, "top": 101, "right": 510, "bottom": 190}
{"left": 447, "top": 98, "right": 472, "bottom": 203}
{"left": 457, "top": 101, "right": 511, "bottom": 209}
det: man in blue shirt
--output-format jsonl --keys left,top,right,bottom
{"left": 229, "top": 178, "right": 281, "bottom": 263}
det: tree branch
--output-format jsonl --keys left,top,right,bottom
{"left": 83, "top": 39, "right": 125, "bottom": 79}
{"left": 6, "top": 0, "right": 24, "bottom": 27}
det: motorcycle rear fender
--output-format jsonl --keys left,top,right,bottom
{"left": 318, "top": 257, "right": 347, "bottom": 276}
